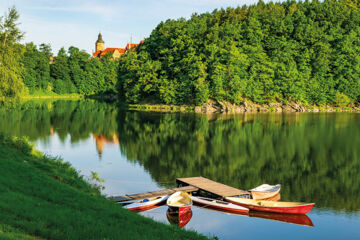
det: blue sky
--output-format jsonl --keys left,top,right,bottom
{"left": 0, "top": 0, "right": 260, "bottom": 54}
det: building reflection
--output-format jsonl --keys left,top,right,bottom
{"left": 93, "top": 133, "right": 119, "bottom": 158}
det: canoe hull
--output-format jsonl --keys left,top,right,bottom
{"left": 129, "top": 204, "right": 161, "bottom": 212}
{"left": 125, "top": 195, "right": 168, "bottom": 212}
{"left": 191, "top": 196, "right": 249, "bottom": 214}
{"left": 226, "top": 197, "right": 314, "bottom": 214}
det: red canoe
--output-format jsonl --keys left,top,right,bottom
{"left": 225, "top": 197, "right": 314, "bottom": 214}
{"left": 190, "top": 196, "right": 249, "bottom": 214}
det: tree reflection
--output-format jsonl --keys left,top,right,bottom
{"left": 1, "top": 100, "right": 359, "bottom": 212}
{"left": 116, "top": 111, "right": 360, "bottom": 212}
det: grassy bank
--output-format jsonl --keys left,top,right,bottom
{"left": 0, "top": 134, "right": 210, "bottom": 240}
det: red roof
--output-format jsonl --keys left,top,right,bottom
{"left": 93, "top": 48, "right": 126, "bottom": 57}
{"left": 125, "top": 43, "right": 139, "bottom": 50}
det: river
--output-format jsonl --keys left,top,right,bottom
{"left": 1, "top": 99, "right": 359, "bottom": 239}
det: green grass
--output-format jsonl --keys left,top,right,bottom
{"left": 0, "top": 134, "right": 210, "bottom": 240}
{"left": 24, "top": 90, "right": 83, "bottom": 99}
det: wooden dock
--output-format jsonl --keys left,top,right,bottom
{"left": 176, "top": 176, "right": 249, "bottom": 198}
{"left": 111, "top": 176, "right": 248, "bottom": 202}
{"left": 111, "top": 185, "right": 198, "bottom": 202}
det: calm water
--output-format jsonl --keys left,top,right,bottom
{"left": 1, "top": 100, "right": 360, "bottom": 239}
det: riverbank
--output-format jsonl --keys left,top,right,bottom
{"left": 0, "top": 134, "right": 210, "bottom": 240}
{"left": 22, "top": 91, "right": 83, "bottom": 99}
{"left": 128, "top": 99, "right": 360, "bottom": 114}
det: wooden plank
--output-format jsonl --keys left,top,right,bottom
{"left": 111, "top": 186, "right": 198, "bottom": 202}
{"left": 176, "top": 176, "right": 249, "bottom": 198}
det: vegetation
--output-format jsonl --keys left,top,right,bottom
{"left": 0, "top": 7, "right": 118, "bottom": 98}
{"left": 21, "top": 44, "right": 118, "bottom": 95}
{"left": 0, "top": 7, "right": 27, "bottom": 98}
{"left": 118, "top": 0, "right": 360, "bottom": 106}
{"left": 0, "top": 133, "right": 209, "bottom": 239}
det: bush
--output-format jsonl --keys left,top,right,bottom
{"left": 335, "top": 92, "right": 351, "bottom": 107}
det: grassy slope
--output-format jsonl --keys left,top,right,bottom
{"left": 0, "top": 135, "right": 209, "bottom": 240}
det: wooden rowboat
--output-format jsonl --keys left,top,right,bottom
{"left": 167, "top": 191, "right": 192, "bottom": 214}
{"left": 250, "top": 184, "right": 281, "bottom": 200}
{"left": 190, "top": 196, "right": 249, "bottom": 214}
{"left": 225, "top": 197, "right": 314, "bottom": 214}
{"left": 124, "top": 195, "right": 168, "bottom": 212}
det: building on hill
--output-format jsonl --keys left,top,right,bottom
{"left": 92, "top": 33, "right": 141, "bottom": 60}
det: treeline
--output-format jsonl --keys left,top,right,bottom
{"left": 118, "top": 0, "right": 360, "bottom": 106}
{"left": 22, "top": 44, "right": 118, "bottom": 95}
{"left": 0, "top": 7, "right": 118, "bottom": 98}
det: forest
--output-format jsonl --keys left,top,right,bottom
{"left": 0, "top": 7, "right": 118, "bottom": 97}
{"left": 1, "top": 1, "right": 360, "bottom": 107}
{"left": 118, "top": 0, "right": 360, "bottom": 106}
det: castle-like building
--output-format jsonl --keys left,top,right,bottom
{"left": 92, "top": 33, "right": 141, "bottom": 60}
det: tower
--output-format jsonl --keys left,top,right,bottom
{"left": 95, "top": 33, "right": 105, "bottom": 52}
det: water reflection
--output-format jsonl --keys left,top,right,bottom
{"left": 249, "top": 212, "right": 314, "bottom": 227}
{"left": 116, "top": 111, "right": 360, "bottom": 212}
{"left": 0, "top": 100, "right": 360, "bottom": 214}
{"left": 166, "top": 208, "right": 193, "bottom": 228}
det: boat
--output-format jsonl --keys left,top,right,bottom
{"left": 166, "top": 208, "right": 193, "bottom": 228}
{"left": 124, "top": 195, "right": 169, "bottom": 212}
{"left": 249, "top": 211, "right": 314, "bottom": 227}
{"left": 190, "top": 196, "right": 249, "bottom": 214}
{"left": 250, "top": 184, "right": 281, "bottom": 200}
{"left": 225, "top": 197, "right": 314, "bottom": 214}
{"left": 167, "top": 191, "right": 192, "bottom": 214}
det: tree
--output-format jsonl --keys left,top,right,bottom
{"left": 0, "top": 6, "right": 27, "bottom": 98}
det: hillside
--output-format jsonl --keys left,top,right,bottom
{"left": 118, "top": 0, "right": 360, "bottom": 107}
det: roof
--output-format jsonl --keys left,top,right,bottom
{"left": 96, "top": 33, "right": 104, "bottom": 43}
{"left": 125, "top": 43, "right": 139, "bottom": 50}
{"left": 93, "top": 48, "right": 126, "bottom": 57}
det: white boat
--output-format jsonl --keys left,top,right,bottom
{"left": 191, "top": 196, "right": 249, "bottom": 214}
{"left": 166, "top": 191, "right": 192, "bottom": 214}
{"left": 124, "top": 195, "right": 169, "bottom": 212}
{"left": 250, "top": 184, "right": 281, "bottom": 200}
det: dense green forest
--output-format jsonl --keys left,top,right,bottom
{"left": 118, "top": 0, "right": 360, "bottom": 106}
{"left": 0, "top": 7, "right": 117, "bottom": 97}
{"left": 21, "top": 44, "right": 118, "bottom": 95}
{"left": 1, "top": 100, "right": 359, "bottom": 212}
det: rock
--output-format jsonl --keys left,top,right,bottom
{"left": 194, "top": 106, "right": 202, "bottom": 113}
{"left": 275, "top": 107, "right": 283, "bottom": 113}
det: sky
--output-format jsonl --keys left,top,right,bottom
{"left": 0, "top": 0, "right": 261, "bottom": 55}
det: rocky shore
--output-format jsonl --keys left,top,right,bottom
{"left": 129, "top": 99, "right": 360, "bottom": 114}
